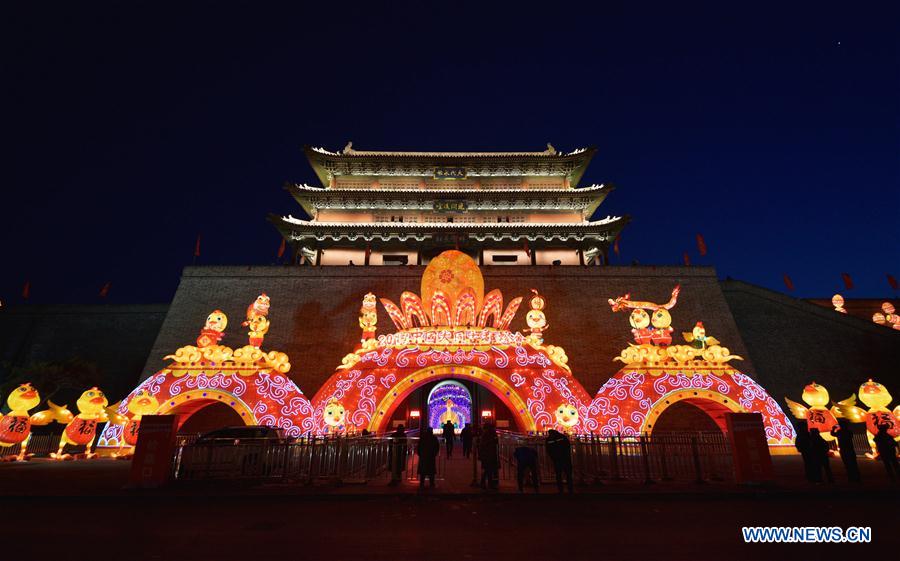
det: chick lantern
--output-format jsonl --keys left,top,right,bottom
{"left": 784, "top": 382, "right": 844, "bottom": 443}
{"left": 197, "top": 310, "right": 228, "bottom": 348}
{"left": 525, "top": 289, "right": 548, "bottom": 344}
{"left": 835, "top": 379, "right": 900, "bottom": 457}
{"left": 609, "top": 285, "right": 680, "bottom": 347}
{"left": 242, "top": 293, "right": 271, "bottom": 348}
{"left": 359, "top": 292, "right": 378, "bottom": 344}
{"left": 30, "top": 387, "right": 112, "bottom": 460}
{"left": 0, "top": 384, "right": 42, "bottom": 461}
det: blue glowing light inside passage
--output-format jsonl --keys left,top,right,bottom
{"left": 427, "top": 381, "right": 472, "bottom": 431}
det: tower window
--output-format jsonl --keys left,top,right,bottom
{"left": 492, "top": 254, "right": 518, "bottom": 263}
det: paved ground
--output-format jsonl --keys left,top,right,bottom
{"left": 1, "top": 454, "right": 898, "bottom": 559}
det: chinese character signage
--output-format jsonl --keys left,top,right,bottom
{"left": 433, "top": 200, "right": 468, "bottom": 213}
{"left": 725, "top": 412, "right": 774, "bottom": 484}
{"left": 129, "top": 415, "right": 178, "bottom": 488}
{"left": 433, "top": 167, "right": 467, "bottom": 180}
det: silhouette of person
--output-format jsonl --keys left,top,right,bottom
{"left": 793, "top": 424, "right": 816, "bottom": 483}
{"left": 388, "top": 424, "right": 407, "bottom": 486}
{"left": 416, "top": 427, "right": 440, "bottom": 488}
{"left": 461, "top": 424, "right": 473, "bottom": 458}
{"left": 546, "top": 429, "right": 574, "bottom": 493}
{"left": 831, "top": 420, "right": 860, "bottom": 483}
{"left": 478, "top": 424, "right": 499, "bottom": 490}
{"left": 442, "top": 420, "right": 455, "bottom": 458}
{"left": 514, "top": 445, "right": 539, "bottom": 493}
{"left": 873, "top": 424, "right": 899, "bottom": 482}
{"left": 809, "top": 428, "right": 833, "bottom": 483}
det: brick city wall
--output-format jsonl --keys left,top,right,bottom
{"left": 722, "top": 280, "right": 900, "bottom": 405}
{"left": 0, "top": 304, "right": 169, "bottom": 400}
{"left": 142, "top": 265, "right": 755, "bottom": 397}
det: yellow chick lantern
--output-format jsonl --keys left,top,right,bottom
{"left": 682, "top": 321, "right": 720, "bottom": 350}
{"left": 0, "top": 384, "right": 42, "bottom": 461}
{"left": 196, "top": 310, "right": 228, "bottom": 348}
{"left": 608, "top": 285, "right": 680, "bottom": 347}
{"left": 121, "top": 389, "right": 160, "bottom": 448}
{"left": 36, "top": 387, "right": 109, "bottom": 459}
{"left": 629, "top": 309, "right": 652, "bottom": 345}
{"left": 835, "top": 379, "right": 899, "bottom": 456}
{"left": 359, "top": 292, "right": 378, "bottom": 343}
{"left": 784, "top": 382, "right": 840, "bottom": 442}
{"left": 243, "top": 293, "right": 271, "bottom": 348}
{"left": 525, "top": 289, "right": 548, "bottom": 344}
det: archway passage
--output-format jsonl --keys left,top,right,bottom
{"left": 427, "top": 381, "right": 472, "bottom": 431}
{"left": 651, "top": 399, "right": 729, "bottom": 434}
{"left": 309, "top": 345, "right": 596, "bottom": 435}
{"left": 175, "top": 400, "right": 247, "bottom": 434}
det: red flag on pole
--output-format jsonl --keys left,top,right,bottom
{"left": 277, "top": 238, "right": 286, "bottom": 259}
{"left": 99, "top": 282, "right": 111, "bottom": 298}
{"left": 613, "top": 234, "right": 620, "bottom": 256}
{"left": 888, "top": 274, "right": 898, "bottom": 291}
{"left": 22, "top": 280, "right": 30, "bottom": 300}
{"left": 683, "top": 252, "right": 691, "bottom": 266}
{"left": 782, "top": 274, "right": 795, "bottom": 291}
{"left": 522, "top": 238, "right": 531, "bottom": 258}
{"left": 194, "top": 234, "right": 202, "bottom": 258}
{"left": 841, "top": 273, "right": 854, "bottom": 290}
{"left": 696, "top": 234, "right": 707, "bottom": 256}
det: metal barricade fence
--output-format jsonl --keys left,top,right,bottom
{"left": 3, "top": 434, "right": 62, "bottom": 458}
{"left": 173, "top": 435, "right": 398, "bottom": 483}
{"left": 495, "top": 431, "right": 733, "bottom": 483}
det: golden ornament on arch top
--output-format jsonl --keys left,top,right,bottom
{"left": 421, "top": 250, "right": 484, "bottom": 317}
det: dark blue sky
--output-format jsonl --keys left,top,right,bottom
{"left": 3, "top": 1, "right": 898, "bottom": 305}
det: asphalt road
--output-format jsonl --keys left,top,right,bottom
{"left": 1, "top": 456, "right": 898, "bottom": 559}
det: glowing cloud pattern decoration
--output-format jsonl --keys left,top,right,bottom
{"left": 99, "top": 250, "right": 796, "bottom": 449}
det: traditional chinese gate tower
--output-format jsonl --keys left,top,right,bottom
{"left": 270, "top": 143, "right": 627, "bottom": 267}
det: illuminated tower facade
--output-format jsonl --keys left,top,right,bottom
{"left": 270, "top": 143, "right": 628, "bottom": 266}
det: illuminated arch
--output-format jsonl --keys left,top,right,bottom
{"left": 368, "top": 365, "right": 535, "bottom": 433}
{"left": 97, "top": 367, "right": 314, "bottom": 448}
{"left": 308, "top": 344, "right": 596, "bottom": 435}
{"left": 588, "top": 367, "right": 796, "bottom": 445}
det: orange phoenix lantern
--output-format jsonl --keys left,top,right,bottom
{"left": 784, "top": 382, "right": 839, "bottom": 442}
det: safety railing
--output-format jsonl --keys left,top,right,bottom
{"left": 174, "top": 434, "right": 402, "bottom": 483}
{"left": 1, "top": 434, "right": 84, "bottom": 458}
{"left": 495, "top": 431, "right": 733, "bottom": 483}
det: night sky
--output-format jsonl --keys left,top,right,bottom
{"left": 3, "top": 2, "right": 898, "bottom": 305}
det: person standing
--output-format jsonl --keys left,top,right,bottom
{"left": 546, "top": 429, "right": 574, "bottom": 493}
{"left": 514, "top": 445, "right": 539, "bottom": 493}
{"left": 416, "top": 427, "right": 440, "bottom": 489}
{"left": 793, "top": 424, "right": 816, "bottom": 483}
{"left": 478, "top": 424, "right": 499, "bottom": 490}
{"left": 831, "top": 420, "right": 861, "bottom": 483}
{"left": 809, "top": 428, "right": 833, "bottom": 484}
{"left": 388, "top": 424, "right": 407, "bottom": 486}
{"left": 460, "top": 424, "right": 473, "bottom": 458}
{"left": 874, "top": 424, "right": 899, "bottom": 482}
{"left": 442, "top": 420, "right": 455, "bottom": 458}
